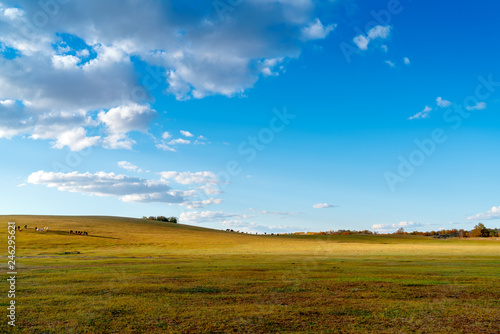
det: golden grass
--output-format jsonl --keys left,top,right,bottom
{"left": 0, "top": 215, "right": 499, "bottom": 333}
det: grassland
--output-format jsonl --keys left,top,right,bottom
{"left": 1, "top": 215, "right": 499, "bottom": 333}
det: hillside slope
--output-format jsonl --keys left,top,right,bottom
{"left": 2, "top": 215, "right": 498, "bottom": 257}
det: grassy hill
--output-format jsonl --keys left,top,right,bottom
{"left": 1, "top": 215, "right": 499, "bottom": 333}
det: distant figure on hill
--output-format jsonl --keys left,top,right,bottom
{"left": 24, "top": 225, "right": 27, "bottom": 229}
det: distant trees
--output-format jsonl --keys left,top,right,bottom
{"left": 282, "top": 224, "right": 499, "bottom": 238}
{"left": 470, "top": 223, "right": 489, "bottom": 238}
{"left": 142, "top": 216, "right": 178, "bottom": 224}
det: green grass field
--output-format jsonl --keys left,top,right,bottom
{"left": 1, "top": 215, "right": 499, "bottom": 333}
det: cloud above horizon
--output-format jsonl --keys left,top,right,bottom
{"left": 468, "top": 206, "right": 500, "bottom": 220}
{"left": 371, "top": 221, "right": 422, "bottom": 232}
{"left": 313, "top": 203, "right": 338, "bottom": 209}
{"left": 0, "top": 0, "right": 335, "bottom": 151}
{"left": 27, "top": 169, "right": 223, "bottom": 208}
{"left": 180, "top": 210, "right": 300, "bottom": 233}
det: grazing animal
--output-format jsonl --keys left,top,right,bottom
{"left": 24, "top": 225, "right": 27, "bottom": 229}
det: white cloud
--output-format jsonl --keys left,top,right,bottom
{"left": 27, "top": 171, "right": 186, "bottom": 204}
{"left": 179, "top": 210, "right": 296, "bottom": 232}
{"left": 248, "top": 208, "right": 300, "bottom": 218}
{"left": 51, "top": 127, "right": 100, "bottom": 151}
{"left": 259, "top": 57, "right": 284, "bottom": 77}
{"left": 372, "top": 221, "right": 421, "bottom": 232}
{"left": 102, "top": 133, "right": 136, "bottom": 150}
{"left": 301, "top": 18, "right": 336, "bottom": 40}
{"left": 117, "top": 161, "right": 141, "bottom": 172}
{"left": 182, "top": 198, "right": 223, "bottom": 209}
{"left": 156, "top": 143, "right": 176, "bottom": 152}
{"left": 98, "top": 103, "right": 157, "bottom": 134}
{"left": 1, "top": 7, "right": 24, "bottom": 20}
{"left": 199, "top": 184, "right": 222, "bottom": 195}
{"left": 408, "top": 106, "right": 432, "bottom": 120}
{"left": 180, "top": 130, "right": 194, "bottom": 137}
{"left": 161, "top": 131, "right": 172, "bottom": 140}
{"left": 168, "top": 138, "right": 191, "bottom": 145}
{"left": 404, "top": 57, "right": 410, "bottom": 65}
{"left": 436, "top": 97, "right": 452, "bottom": 108}
{"left": 0, "top": 0, "right": 330, "bottom": 149}
{"left": 353, "top": 35, "right": 369, "bottom": 50}
{"left": 385, "top": 60, "right": 395, "bottom": 68}
{"left": 381, "top": 45, "right": 388, "bottom": 52}
{"left": 221, "top": 220, "right": 298, "bottom": 233}
{"left": 52, "top": 55, "right": 80, "bottom": 70}
{"left": 180, "top": 211, "right": 244, "bottom": 224}
{"left": 313, "top": 203, "right": 338, "bottom": 209}
{"left": 466, "top": 102, "right": 487, "bottom": 111}
{"left": 353, "top": 25, "right": 391, "bottom": 50}
{"left": 159, "top": 171, "right": 219, "bottom": 185}
{"left": 468, "top": 206, "right": 500, "bottom": 220}
{"left": 367, "top": 25, "right": 391, "bottom": 40}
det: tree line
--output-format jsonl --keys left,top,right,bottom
{"left": 285, "top": 223, "right": 498, "bottom": 238}
{"left": 142, "top": 216, "right": 178, "bottom": 224}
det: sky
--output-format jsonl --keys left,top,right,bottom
{"left": 1, "top": 0, "right": 499, "bottom": 234}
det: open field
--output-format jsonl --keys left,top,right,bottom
{"left": 1, "top": 215, "right": 499, "bottom": 333}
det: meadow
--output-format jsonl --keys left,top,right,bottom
{"left": 1, "top": 215, "right": 499, "bottom": 333}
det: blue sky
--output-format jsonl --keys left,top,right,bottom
{"left": 1, "top": 0, "right": 499, "bottom": 233}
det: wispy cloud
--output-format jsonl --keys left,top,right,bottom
{"left": 436, "top": 97, "right": 452, "bottom": 108}
{"left": 313, "top": 203, "right": 338, "bottom": 209}
{"left": 117, "top": 161, "right": 142, "bottom": 172}
{"left": 466, "top": 102, "right": 487, "bottom": 111}
{"left": 371, "top": 221, "right": 422, "bottom": 232}
{"left": 467, "top": 206, "right": 500, "bottom": 220}
{"left": 408, "top": 106, "right": 432, "bottom": 120}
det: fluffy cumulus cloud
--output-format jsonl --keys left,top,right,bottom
{"left": 313, "top": 203, "right": 337, "bottom": 209}
{"left": 0, "top": 0, "right": 335, "bottom": 150}
{"left": 353, "top": 25, "right": 391, "bottom": 50}
{"left": 27, "top": 171, "right": 186, "bottom": 203}
{"left": 301, "top": 18, "right": 336, "bottom": 40}
{"left": 371, "top": 221, "right": 422, "bottom": 232}
{"left": 468, "top": 206, "right": 500, "bottom": 220}
{"left": 27, "top": 168, "right": 224, "bottom": 208}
